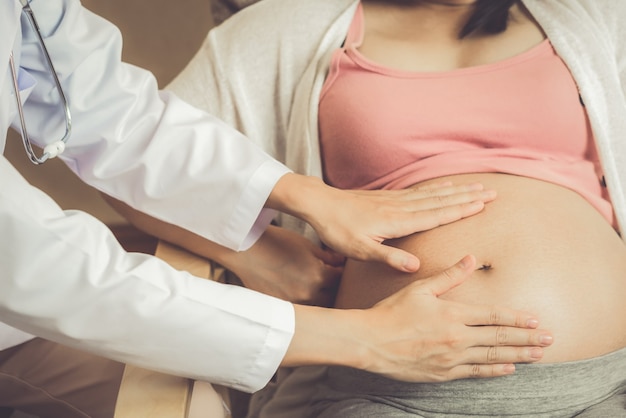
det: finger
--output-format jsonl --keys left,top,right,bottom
{"left": 401, "top": 190, "right": 496, "bottom": 214}
{"left": 412, "top": 181, "right": 484, "bottom": 196}
{"left": 446, "top": 363, "right": 517, "bottom": 380}
{"left": 421, "top": 200, "right": 487, "bottom": 226}
{"left": 416, "top": 255, "right": 477, "bottom": 295}
{"left": 467, "top": 325, "right": 554, "bottom": 348}
{"left": 388, "top": 200, "right": 487, "bottom": 236}
{"left": 405, "top": 182, "right": 490, "bottom": 201}
{"left": 347, "top": 182, "right": 484, "bottom": 199}
{"left": 421, "top": 189, "right": 497, "bottom": 209}
{"left": 463, "top": 345, "right": 545, "bottom": 366}
{"left": 365, "top": 243, "right": 422, "bottom": 272}
{"left": 463, "top": 304, "right": 543, "bottom": 329}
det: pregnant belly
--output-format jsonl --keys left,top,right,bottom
{"left": 334, "top": 173, "right": 626, "bottom": 363}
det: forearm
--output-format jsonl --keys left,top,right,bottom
{"left": 284, "top": 305, "right": 368, "bottom": 370}
{"left": 2, "top": 163, "right": 292, "bottom": 392}
{"left": 102, "top": 193, "right": 239, "bottom": 267}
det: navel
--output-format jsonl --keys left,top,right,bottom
{"left": 477, "top": 263, "right": 493, "bottom": 272}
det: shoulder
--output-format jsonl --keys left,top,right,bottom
{"left": 523, "top": 0, "right": 625, "bottom": 18}
{"left": 565, "top": 0, "right": 626, "bottom": 39}
{"left": 208, "top": 0, "right": 357, "bottom": 71}
{"left": 216, "top": 0, "right": 355, "bottom": 36}
{"left": 524, "top": 0, "right": 625, "bottom": 38}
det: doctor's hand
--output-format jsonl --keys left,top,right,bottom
{"left": 267, "top": 174, "right": 496, "bottom": 272}
{"left": 285, "top": 255, "right": 554, "bottom": 382}
{"left": 220, "top": 225, "right": 344, "bottom": 306}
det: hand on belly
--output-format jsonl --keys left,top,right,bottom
{"left": 335, "top": 174, "right": 626, "bottom": 362}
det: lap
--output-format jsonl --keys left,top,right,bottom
{"left": 576, "top": 387, "right": 626, "bottom": 417}
{"left": 248, "top": 347, "right": 626, "bottom": 418}
{"left": 0, "top": 338, "right": 124, "bottom": 418}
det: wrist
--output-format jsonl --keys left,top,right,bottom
{"left": 283, "top": 304, "right": 369, "bottom": 370}
{"left": 266, "top": 173, "right": 332, "bottom": 228}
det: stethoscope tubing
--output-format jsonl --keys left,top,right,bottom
{"left": 10, "top": 0, "right": 72, "bottom": 165}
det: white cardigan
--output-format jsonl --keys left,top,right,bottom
{"left": 169, "top": 0, "right": 626, "bottom": 244}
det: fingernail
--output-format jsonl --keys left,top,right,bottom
{"left": 503, "top": 364, "right": 515, "bottom": 374}
{"left": 403, "top": 258, "right": 420, "bottom": 272}
{"left": 481, "top": 190, "right": 497, "bottom": 199}
{"left": 539, "top": 334, "right": 553, "bottom": 346}
{"left": 526, "top": 319, "right": 539, "bottom": 328}
{"left": 458, "top": 255, "right": 470, "bottom": 268}
{"left": 530, "top": 348, "right": 543, "bottom": 359}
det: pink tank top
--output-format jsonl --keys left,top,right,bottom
{"left": 318, "top": 3, "right": 614, "bottom": 224}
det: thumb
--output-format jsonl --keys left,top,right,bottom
{"left": 365, "top": 243, "right": 421, "bottom": 272}
{"left": 423, "top": 255, "right": 476, "bottom": 297}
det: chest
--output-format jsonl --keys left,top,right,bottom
{"left": 358, "top": 2, "right": 545, "bottom": 73}
{"left": 319, "top": 42, "right": 591, "bottom": 173}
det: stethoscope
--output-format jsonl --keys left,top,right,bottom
{"left": 9, "top": 0, "right": 72, "bottom": 165}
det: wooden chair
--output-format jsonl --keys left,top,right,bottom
{"left": 114, "top": 241, "right": 233, "bottom": 418}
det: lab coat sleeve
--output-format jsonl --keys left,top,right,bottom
{"left": 0, "top": 156, "right": 294, "bottom": 392}
{"left": 16, "top": 0, "right": 289, "bottom": 251}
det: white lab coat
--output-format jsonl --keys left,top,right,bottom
{"left": 0, "top": 0, "right": 295, "bottom": 392}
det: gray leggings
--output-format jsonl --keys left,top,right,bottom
{"left": 308, "top": 347, "right": 626, "bottom": 417}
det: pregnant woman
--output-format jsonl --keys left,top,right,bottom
{"left": 156, "top": 0, "right": 626, "bottom": 416}
{"left": 312, "top": 1, "right": 626, "bottom": 416}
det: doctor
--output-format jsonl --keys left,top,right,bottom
{"left": 0, "top": 0, "right": 553, "bottom": 417}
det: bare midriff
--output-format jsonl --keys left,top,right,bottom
{"left": 334, "top": 173, "right": 626, "bottom": 363}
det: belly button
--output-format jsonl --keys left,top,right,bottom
{"left": 477, "top": 263, "right": 493, "bottom": 272}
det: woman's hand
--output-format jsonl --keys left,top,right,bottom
{"left": 286, "top": 255, "right": 553, "bottom": 381}
{"left": 267, "top": 174, "right": 496, "bottom": 272}
{"left": 222, "top": 225, "right": 344, "bottom": 306}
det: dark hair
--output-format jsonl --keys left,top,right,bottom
{"left": 459, "top": 0, "right": 518, "bottom": 38}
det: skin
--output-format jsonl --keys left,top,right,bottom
{"left": 332, "top": 0, "right": 626, "bottom": 365}
{"left": 359, "top": 0, "right": 544, "bottom": 73}
{"left": 105, "top": 177, "right": 498, "bottom": 304}
{"left": 100, "top": 0, "right": 557, "bottom": 382}
{"left": 103, "top": 175, "right": 554, "bottom": 380}
{"left": 265, "top": 173, "right": 497, "bottom": 272}
{"left": 286, "top": 255, "right": 551, "bottom": 382}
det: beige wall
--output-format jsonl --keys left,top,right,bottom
{"left": 6, "top": 0, "right": 214, "bottom": 224}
